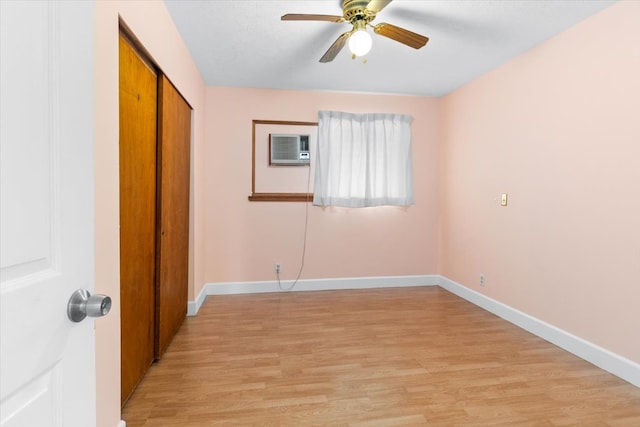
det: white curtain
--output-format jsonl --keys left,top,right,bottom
{"left": 313, "top": 110, "right": 414, "bottom": 208}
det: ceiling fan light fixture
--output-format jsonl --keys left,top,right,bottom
{"left": 283, "top": 1, "right": 428, "bottom": 63}
{"left": 348, "top": 29, "right": 372, "bottom": 56}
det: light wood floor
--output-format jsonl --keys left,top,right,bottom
{"left": 122, "top": 287, "right": 640, "bottom": 426}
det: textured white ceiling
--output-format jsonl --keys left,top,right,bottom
{"left": 164, "top": 0, "right": 615, "bottom": 97}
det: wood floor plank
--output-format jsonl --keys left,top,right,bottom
{"left": 122, "top": 287, "right": 640, "bottom": 426}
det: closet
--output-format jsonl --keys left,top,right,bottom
{"left": 119, "top": 32, "right": 191, "bottom": 405}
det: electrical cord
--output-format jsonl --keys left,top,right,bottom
{"left": 277, "top": 163, "right": 312, "bottom": 291}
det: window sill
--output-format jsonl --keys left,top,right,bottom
{"left": 248, "top": 193, "right": 313, "bottom": 202}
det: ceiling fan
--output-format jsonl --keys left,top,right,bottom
{"left": 281, "top": 0, "right": 429, "bottom": 63}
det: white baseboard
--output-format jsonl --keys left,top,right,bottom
{"left": 188, "top": 275, "right": 438, "bottom": 316}
{"left": 188, "top": 283, "right": 208, "bottom": 316}
{"left": 437, "top": 275, "right": 640, "bottom": 388}
{"left": 116, "top": 421, "right": 126, "bottom": 427}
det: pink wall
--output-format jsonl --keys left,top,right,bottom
{"left": 93, "top": 1, "right": 206, "bottom": 426}
{"left": 440, "top": 1, "right": 640, "bottom": 363}
{"left": 91, "top": 1, "right": 638, "bottom": 425}
{"left": 205, "top": 87, "right": 440, "bottom": 283}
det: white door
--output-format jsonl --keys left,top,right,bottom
{"left": 0, "top": 1, "right": 98, "bottom": 426}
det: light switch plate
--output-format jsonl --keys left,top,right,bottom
{"left": 501, "top": 193, "right": 508, "bottom": 206}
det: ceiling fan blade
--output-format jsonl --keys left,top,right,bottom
{"left": 319, "top": 32, "right": 351, "bottom": 63}
{"left": 373, "top": 22, "right": 428, "bottom": 49}
{"left": 366, "top": 0, "right": 393, "bottom": 13}
{"left": 281, "top": 14, "right": 345, "bottom": 23}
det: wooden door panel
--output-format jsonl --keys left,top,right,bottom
{"left": 156, "top": 76, "right": 191, "bottom": 357}
{"left": 119, "top": 34, "right": 157, "bottom": 405}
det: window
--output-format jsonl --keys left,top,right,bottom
{"left": 248, "top": 120, "right": 317, "bottom": 202}
{"left": 313, "top": 110, "right": 414, "bottom": 208}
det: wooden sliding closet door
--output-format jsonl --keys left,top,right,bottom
{"left": 155, "top": 76, "right": 191, "bottom": 357}
{"left": 119, "top": 34, "right": 157, "bottom": 405}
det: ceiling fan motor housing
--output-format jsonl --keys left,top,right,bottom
{"left": 343, "top": 0, "right": 377, "bottom": 25}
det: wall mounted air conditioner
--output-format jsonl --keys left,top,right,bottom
{"left": 269, "top": 134, "right": 310, "bottom": 165}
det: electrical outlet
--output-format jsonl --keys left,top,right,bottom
{"left": 275, "top": 263, "right": 281, "bottom": 274}
{"left": 480, "top": 274, "right": 486, "bottom": 287}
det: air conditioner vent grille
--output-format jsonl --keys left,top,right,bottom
{"left": 272, "top": 136, "right": 299, "bottom": 161}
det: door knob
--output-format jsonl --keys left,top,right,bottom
{"left": 67, "top": 289, "right": 112, "bottom": 322}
